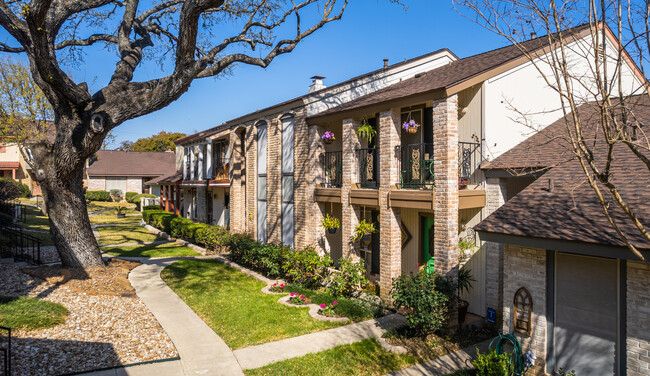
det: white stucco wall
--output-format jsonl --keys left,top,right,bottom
{"left": 0, "top": 144, "right": 21, "bottom": 162}
{"left": 483, "top": 33, "right": 644, "bottom": 159}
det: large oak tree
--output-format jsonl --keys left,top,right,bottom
{"left": 0, "top": 0, "right": 350, "bottom": 267}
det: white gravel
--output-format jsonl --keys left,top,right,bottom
{"left": 0, "top": 264, "right": 178, "bottom": 376}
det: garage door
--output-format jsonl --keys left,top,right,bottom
{"left": 554, "top": 253, "right": 618, "bottom": 375}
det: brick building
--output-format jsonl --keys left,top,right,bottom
{"left": 476, "top": 98, "right": 650, "bottom": 375}
{"left": 159, "top": 22, "right": 643, "bottom": 318}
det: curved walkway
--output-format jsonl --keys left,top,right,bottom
{"left": 127, "top": 258, "right": 245, "bottom": 376}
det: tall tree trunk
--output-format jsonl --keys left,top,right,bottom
{"left": 39, "top": 136, "right": 105, "bottom": 268}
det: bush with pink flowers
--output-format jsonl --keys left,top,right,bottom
{"left": 319, "top": 301, "right": 338, "bottom": 317}
{"left": 270, "top": 282, "right": 286, "bottom": 293}
{"left": 289, "top": 292, "right": 309, "bottom": 305}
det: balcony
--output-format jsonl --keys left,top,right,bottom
{"left": 356, "top": 147, "right": 379, "bottom": 188}
{"left": 322, "top": 150, "right": 342, "bottom": 188}
{"left": 399, "top": 141, "right": 481, "bottom": 189}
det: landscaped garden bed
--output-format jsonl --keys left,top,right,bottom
{"left": 0, "top": 260, "right": 178, "bottom": 376}
{"left": 161, "top": 259, "right": 347, "bottom": 349}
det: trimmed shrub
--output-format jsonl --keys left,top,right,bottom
{"left": 391, "top": 270, "right": 449, "bottom": 335}
{"left": 85, "top": 190, "right": 111, "bottom": 202}
{"left": 143, "top": 205, "right": 160, "bottom": 211}
{"left": 133, "top": 193, "right": 158, "bottom": 210}
{"left": 0, "top": 178, "right": 28, "bottom": 201}
{"left": 125, "top": 192, "right": 138, "bottom": 203}
{"left": 109, "top": 189, "right": 123, "bottom": 202}
{"left": 283, "top": 247, "right": 332, "bottom": 289}
{"left": 170, "top": 216, "right": 194, "bottom": 238}
{"left": 327, "top": 258, "right": 369, "bottom": 297}
{"left": 194, "top": 225, "right": 231, "bottom": 252}
{"left": 180, "top": 223, "right": 210, "bottom": 240}
{"left": 472, "top": 348, "right": 511, "bottom": 376}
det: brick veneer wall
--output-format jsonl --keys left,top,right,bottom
{"left": 627, "top": 261, "right": 650, "bottom": 376}
{"left": 432, "top": 95, "right": 459, "bottom": 277}
{"left": 378, "top": 109, "right": 402, "bottom": 303}
{"left": 484, "top": 177, "right": 507, "bottom": 315}
{"left": 308, "top": 125, "right": 326, "bottom": 253}
{"left": 502, "top": 244, "right": 548, "bottom": 365}
{"left": 341, "top": 118, "right": 361, "bottom": 260}
{"left": 229, "top": 128, "right": 245, "bottom": 233}
{"left": 293, "top": 110, "right": 310, "bottom": 249}
{"left": 88, "top": 177, "right": 105, "bottom": 191}
{"left": 196, "top": 186, "right": 207, "bottom": 223}
{"left": 246, "top": 123, "right": 257, "bottom": 236}
{"left": 126, "top": 177, "right": 142, "bottom": 194}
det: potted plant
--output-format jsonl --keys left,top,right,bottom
{"left": 356, "top": 119, "right": 377, "bottom": 143}
{"left": 115, "top": 205, "right": 127, "bottom": 218}
{"left": 352, "top": 219, "right": 376, "bottom": 247}
{"left": 402, "top": 119, "right": 420, "bottom": 134}
{"left": 322, "top": 131, "right": 336, "bottom": 145}
{"left": 321, "top": 214, "right": 340, "bottom": 234}
{"left": 457, "top": 266, "right": 475, "bottom": 324}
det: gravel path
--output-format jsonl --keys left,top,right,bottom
{"left": 0, "top": 264, "right": 179, "bottom": 376}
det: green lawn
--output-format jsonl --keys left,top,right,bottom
{"left": 161, "top": 260, "right": 344, "bottom": 349}
{"left": 285, "top": 285, "right": 383, "bottom": 322}
{"left": 0, "top": 296, "right": 68, "bottom": 331}
{"left": 97, "top": 225, "right": 161, "bottom": 245}
{"left": 21, "top": 206, "right": 54, "bottom": 245}
{"left": 86, "top": 201, "right": 136, "bottom": 213}
{"left": 90, "top": 214, "right": 142, "bottom": 225}
{"left": 246, "top": 339, "right": 418, "bottom": 376}
{"left": 103, "top": 242, "right": 200, "bottom": 257}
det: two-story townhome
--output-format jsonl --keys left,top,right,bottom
{"left": 159, "top": 23, "right": 644, "bottom": 312}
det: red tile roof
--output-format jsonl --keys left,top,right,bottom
{"left": 0, "top": 162, "right": 20, "bottom": 169}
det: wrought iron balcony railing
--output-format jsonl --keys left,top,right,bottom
{"left": 323, "top": 151, "right": 342, "bottom": 188}
{"left": 356, "top": 148, "right": 379, "bottom": 188}
{"left": 400, "top": 141, "right": 481, "bottom": 189}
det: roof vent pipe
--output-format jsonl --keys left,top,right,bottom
{"left": 383, "top": 59, "right": 389, "bottom": 68}
{"left": 530, "top": 32, "right": 537, "bottom": 39}
{"left": 309, "top": 75, "right": 326, "bottom": 93}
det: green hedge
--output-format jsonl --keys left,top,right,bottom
{"left": 142, "top": 205, "right": 160, "bottom": 211}
{"left": 85, "top": 190, "right": 111, "bottom": 202}
{"left": 141, "top": 210, "right": 334, "bottom": 286}
{"left": 125, "top": 192, "right": 138, "bottom": 203}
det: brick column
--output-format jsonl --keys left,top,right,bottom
{"left": 484, "top": 177, "right": 507, "bottom": 315}
{"left": 378, "top": 109, "right": 402, "bottom": 303}
{"left": 341, "top": 118, "right": 361, "bottom": 259}
{"left": 196, "top": 186, "right": 207, "bottom": 223}
{"left": 293, "top": 110, "right": 310, "bottom": 249}
{"left": 308, "top": 125, "right": 326, "bottom": 252}
{"left": 246, "top": 124, "right": 257, "bottom": 236}
{"left": 267, "top": 118, "right": 282, "bottom": 244}
{"left": 433, "top": 95, "right": 459, "bottom": 277}
{"left": 230, "top": 129, "right": 245, "bottom": 233}
{"left": 164, "top": 184, "right": 170, "bottom": 212}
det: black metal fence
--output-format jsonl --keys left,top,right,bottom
{"left": 323, "top": 151, "right": 342, "bottom": 188}
{"left": 0, "top": 326, "right": 10, "bottom": 376}
{"left": 401, "top": 143, "right": 435, "bottom": 189}
{"left": 0, "top": 225, "right": 42, "bottom": 264}
{"left": 0, "top": 201, "right": 26, "bottom": 223}
{"left": 356, "top": 148, "right": 379, "bottom": 188}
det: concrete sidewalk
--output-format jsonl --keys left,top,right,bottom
{"left": 385, "top": 339, "right": 491, "bottom": 376}
{"left": 233, "top": 313, "right": 407, "bottom": 370}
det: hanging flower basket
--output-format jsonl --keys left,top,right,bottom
{"left": 322, "top": 131, "right": 335, "bottom": 144}
{"left": 328, "top": 227, "right": 338, "bottom": 235}
{"left": 402, "top": 119, "right": 420, "bottom": 134}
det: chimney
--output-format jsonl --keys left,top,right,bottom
{"left": 530, "top": 31, "right": 537, "bottom": 39}
{"left": 383, "top": 59, "right": 389, "bottom": 68}
{"left": 309, "top": 75, "right": 326, "bottom": 93}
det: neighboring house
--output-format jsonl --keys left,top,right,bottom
{"left": 475, "top": 98, "right": 650, "bottom": 375}
{"left": 86, "top": 150, "right": 176, "bottom": 195}
{"left": 0, "top": 124, "right": 55, "bottom": 196}
{"left": 158, "top": 23, "right": 643, "bottom": 311}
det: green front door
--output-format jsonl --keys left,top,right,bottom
{"left": 422, "top": 217, "right": 435, "bottom": 265}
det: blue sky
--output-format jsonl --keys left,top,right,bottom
{"left": 2, "top": 2, "right": 510, "bottom": 147}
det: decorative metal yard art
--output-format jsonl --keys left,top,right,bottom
{"left": 513, "top": 287, "right": 533, "bottom": 336}
{"left": 489, "top": 332, "right": 536, "bottom": 376}
{"left": 0, "top": 326, "right": 11, "bottom": 376}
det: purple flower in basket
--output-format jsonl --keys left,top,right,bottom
{"left": 322, "top": 131, "right": 336, "bottom": 140}
{"left": 402, "top": 119, "right": 419, "bottom": 130}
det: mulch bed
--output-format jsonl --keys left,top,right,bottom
{"left": 21, "top": 258, "right": 140, "bottom": 297}
{"left": 0, "top": 260, "right": 178, "bottom": 376}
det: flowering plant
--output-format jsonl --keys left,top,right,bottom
{"left": 289, "top": 292, "right": 308, "bottom": 305}
{"left": 322, "top": 131, "right": 336, "bottom": 140}
{"left": 270, "top": 282, "right": 285, "bottom": 293}
{"left": 402, "top": 119, "right": 420, "bottom": 131}
{"left": 319, "top": 301, "right": 338, "bottom": 317}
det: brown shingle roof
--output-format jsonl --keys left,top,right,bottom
{"left": 308, "top": 24, "right": 594, "bottom": 120}
{"left": 86, "top": 151, "right": 176, "bottom": 177}
{"left": 145, "top": 171, "right": 182, "bottom": 185}
{"left": 476, "top": 97, "right": 650, "bottom": 251}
